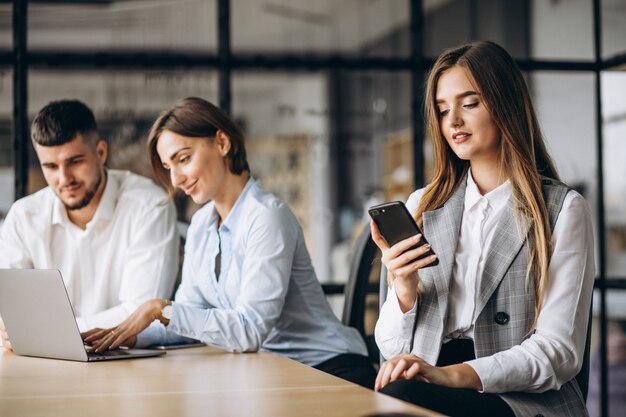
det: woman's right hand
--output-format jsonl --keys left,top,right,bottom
{"left": 82, "top": 299, "right": 168, "bottom": 352}
{"left": 370, "top": 220, "right": 437, "bottom": 311}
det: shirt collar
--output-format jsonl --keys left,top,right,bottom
{"left": 52, "top": 170, "right": 117, "bottom": 227}
{"left": 464, "top": 169, "right": 512, "bottom": 213}
{"left": 206, "top": 177, "right": 257, "bottom": 232}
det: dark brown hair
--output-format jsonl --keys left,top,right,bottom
{"left": 147, "top": 97, "right": 250, "bottom": 196}
{"left": 32, "top": 99, "right": 100, "bottom": 147}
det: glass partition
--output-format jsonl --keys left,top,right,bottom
{"left": 28, "top": 1, "right": 216, "bottom": 52}
{"left": 602, "top": 0, "right": 626, "bottom": 59}
{"left": 232, "top": 0, "right": 409, "bottom": 57}
{"left": 602, "top": 71, "right": 626, "bottom": 279}
{"left": 531, "top": 0, "right": 594, "bottom": 60}
{"left": 0, "top": 3, "right": 11, "bottom": 50}
{"left": 424, "top": 0, "right": 529, "bottom": 59}
{"left": 530, "top": 71, "right": 597, "bottom": 227}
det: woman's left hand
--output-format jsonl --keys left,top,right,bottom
{"left": 81, "top": 299, "right": 169, "bottom": 352}
{"left": 375, "top": 353, "right": 483, "bottom": 392}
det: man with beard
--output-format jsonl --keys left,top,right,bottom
{"left": 0, "top": 100, "right": 179, "bottom": 350}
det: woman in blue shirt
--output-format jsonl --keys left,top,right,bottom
{"left": 83, "top": 97, "right": 375, "bottom": 388}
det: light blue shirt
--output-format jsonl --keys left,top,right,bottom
{"left": 137, "top": 178, "right": 367, "bottom": 366}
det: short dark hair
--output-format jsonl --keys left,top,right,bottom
{"left": 147, "top": 97, "right": 250, "bottom": 197}
{"left": 31, "top": 99, "right": 99, "bottom": 146}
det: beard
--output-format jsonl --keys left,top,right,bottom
{"left": 63, "top": 171, "right": 104, "bottom": 211}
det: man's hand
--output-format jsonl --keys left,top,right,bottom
{"left": 375, "top": 353, "right": 483, "bottom": 392}
{"left": 0, "top": 317, "right": 12, "bottom": 351}
{"left": 82, "top": 299, "right": 169, "bottom": 352}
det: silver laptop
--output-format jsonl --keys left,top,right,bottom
{"left": 0, "top": 269, "right": 165, "bottom": 362}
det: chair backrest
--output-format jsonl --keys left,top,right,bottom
{"left": 575, "top": 303, "right": 593, "bottom": 401}
{"left": 342, "top": 226, "right": 378, "bottom": 336}
{"left": 379, "top": 265, "right": 389, "bottom": 364}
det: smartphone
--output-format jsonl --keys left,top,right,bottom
{"left": 368, "top": 201, "right": 439, "bottom": 267}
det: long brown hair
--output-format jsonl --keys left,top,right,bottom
{"left": 418, "top": 41, "right": 559, "bottom": 329}
{"left": 147, "top": 97, "right": 250, "bottom": 197}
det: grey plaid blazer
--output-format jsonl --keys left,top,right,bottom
{"left": 412, "top": 176, "right": 588, "bottom": 417}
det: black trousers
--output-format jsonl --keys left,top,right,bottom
{"left": 379, "top": 339, "right": 515, "bottom": 417}
{"left": 314, "top": 353, "right": 377, "bottom": 390}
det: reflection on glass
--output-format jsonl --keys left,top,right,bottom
{"left": 27, "top": 1, "right": 216, "bottom": 51}
{"left": 232, "top": 0, "right": 409, "bottom": 57}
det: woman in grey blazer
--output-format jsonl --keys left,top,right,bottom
{"left": 371, "top": 41, "right": 595, "bottom": 417}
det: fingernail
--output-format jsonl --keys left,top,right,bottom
{"left": 424, "top": 244, "right": 431, "bottom": 248}
{"left": 414, "top": 234, "right": 422, "bottom": 242}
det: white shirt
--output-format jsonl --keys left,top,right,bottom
{"left": 376, "top": 172, "right": 595, "bottom": 393}
{"left": 445, "top": 172, "right": 512, "bottom": 340}
{"left": 136, "top": 178, "right": 368, "bottom": 366}
{"left": 0, "top": 170, "right": 180, "bottom": 331}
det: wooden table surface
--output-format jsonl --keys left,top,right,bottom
{"left": 0, "top": 346, "right": 444, "bottom": 417}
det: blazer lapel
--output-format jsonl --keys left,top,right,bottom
{"left": 420, "top": 179, "right": 466, "bottom": 319}
{"left": 475, "top": 198, "right": 531, "bottom": 315}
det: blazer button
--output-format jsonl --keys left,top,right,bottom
{"left": 495, "top": 312, "right": 510, "bottom": 325}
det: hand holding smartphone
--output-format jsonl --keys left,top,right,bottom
{"left": 368, "top": 201, "right": 439, "bottom": 268}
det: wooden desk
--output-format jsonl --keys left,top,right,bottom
{"left": 0, "top": 346, "right": 444, "bottom": 417}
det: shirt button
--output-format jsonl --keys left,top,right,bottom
{"left": 494, "top": 312, "right": 510, "bottom": 325}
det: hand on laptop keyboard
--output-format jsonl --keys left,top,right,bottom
{"left": 82, "top": 327, "right": 137, "bottom": 352}
{"left": 82, "top": 299, "right": 169, "bottom": 352}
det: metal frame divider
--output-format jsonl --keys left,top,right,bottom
{"left": 12, "top": 0, "right": 28, "bottom": 200}
{"left": 592, "top": 1, "right": 608, "bottom": 415}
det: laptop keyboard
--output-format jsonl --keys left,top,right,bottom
{"left": 87, "top": 349, "right": 134, "bottom": 358}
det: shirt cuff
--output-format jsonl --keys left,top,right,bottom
{"left": 167, "top": 302, "right": 206, "bottom": 341}
{"left": 464, "top": 357, "right": 493, "bottom": 393}
{"left": 389, "top": 280, "right": 418, "bottom": 329}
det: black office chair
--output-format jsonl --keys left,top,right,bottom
{"left": 576, "top": 304, "right": 593, "bottom": 401}
{"left": 379, "top": 264, "right": 390, "bottom": 365}
{"left": 341, "top": 225, "right": 381, "bottom": 364}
